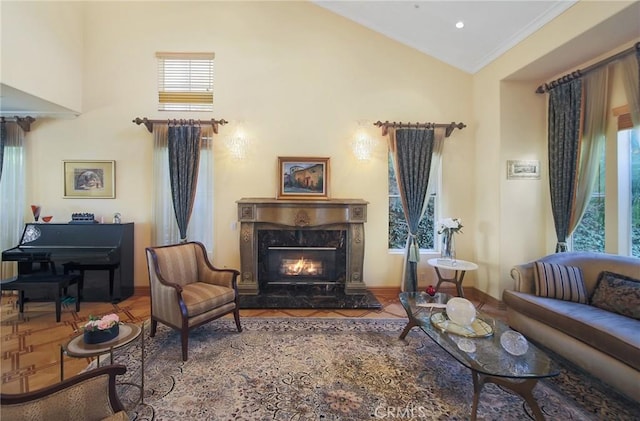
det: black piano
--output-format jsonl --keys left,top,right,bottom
{"left": 2, "top": 223, "right": 134, "bottom": 302}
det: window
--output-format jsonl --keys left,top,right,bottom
{"left": 572, "top": 152, "right": 605, "bottom": 252}
{"left": 156, "top": 52, "right": 214, "bottom": 112}
{"left": 625, "top": 127, "right": 639, "bottom": 257}
{"left": 572, "top": 125, "right": 639, "bottom": 257}
{"left": 388, "top": 153, "right": 437, "bottom": 250}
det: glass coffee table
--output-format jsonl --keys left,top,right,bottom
{"left": 399, "top": 292, "right": 559, "bottom": 421}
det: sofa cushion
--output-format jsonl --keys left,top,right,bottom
{"left": 591, "top": 271, "right": 640, "bottom": 320}
{"left": 533, "top": 261, "right": 588, "bottom": 303}
{"left": 503, "top": 290, "right": 640, "bottom": 371}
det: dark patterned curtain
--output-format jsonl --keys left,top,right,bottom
{"left": 0, "top": 119, "right": 6, "bottom": 183}
{"left": 388, "top": 128, "right": 435, "bottom": 292}
{"left": 168, "top": 123, "right": 202, "bottom": 242}
{"left": 548, "top": 79, "right": 583, "bottom": 252}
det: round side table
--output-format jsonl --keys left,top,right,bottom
{"left": 60, "top": 322, "right": 145, "bottom": 405}
{"left": 427, "top": 258, "right": 478, "bottom": 298}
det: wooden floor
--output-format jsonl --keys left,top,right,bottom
{"left": 0, "top": 287, "right": 505, "bottom": 394}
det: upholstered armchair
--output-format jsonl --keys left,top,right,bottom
{"left": 145, "top": 241, "right": 242, "bottom": 361}
{"left": 1, "top": 365, "right": 127, "bottom": 421}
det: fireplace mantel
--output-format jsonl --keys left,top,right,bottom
{"left": 237, "top": 198, "right": 368, "bottom": 295}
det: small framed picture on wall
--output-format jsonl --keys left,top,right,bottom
{"left": 63, "top": 160, "right": 116, "bottom": 198}
{"left": 507, "top": 160, "right": 540, "bottom": 180}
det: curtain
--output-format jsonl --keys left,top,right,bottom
{"left": 168, "top": 123, "right": 202, "bottom": 242}
{"left": 388, "top": 127, "right": 437, "bottom": 292}
{"left": 0, "top": 120, "right": 5, "bottom": 182}
{"left": 619, "top": 50, "right": 640, "bottom": 127}
{"left": 152, "top": 124, "right": 213, "bottom": 250}
{"left": 0, "top": 123, "right": 25, "bottom": 279}
{"left": 548, "top": 79, "right": 583, "bottom": 252}
{"left": 569, "top": 67, "right": 609, "bottom": 234}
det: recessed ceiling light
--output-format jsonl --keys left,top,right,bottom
{"left": 456, "top": 21, "right": 464, "bottom": 29}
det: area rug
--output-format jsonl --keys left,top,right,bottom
{"left": 105, "top": 318, "right": 639, "bottom": 420}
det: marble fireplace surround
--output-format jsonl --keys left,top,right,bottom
{"left": 237, "top": 198, "right": 368, "bottom": 295}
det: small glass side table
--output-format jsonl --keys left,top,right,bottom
{"left": 60, "top": 322, "right": 145, "bottom": 405}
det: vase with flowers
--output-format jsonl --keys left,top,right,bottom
{"left": 438, "top": 218, "right": 463, "bottom": 263}
{"left": 83, "top": 313, "right": 121, "bottom": 344}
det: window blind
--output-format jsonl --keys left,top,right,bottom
{"left": 613, "top": 105, "right": 633, "bottom": 131}
{"left": 156, "top": 52, "right": 214, "bottom": 111}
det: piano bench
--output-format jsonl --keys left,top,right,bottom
{"left": 0, "top": 273, "right": 82, "bottom": 322}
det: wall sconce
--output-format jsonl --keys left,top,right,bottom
{"left": 351, "top": 126, "right": 376, "bottom": 160}
{"left": 225, "top": 126, "right": 248, "bottom": 160}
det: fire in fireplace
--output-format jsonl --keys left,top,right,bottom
{"left": 268, "top": 246, "right": 336, "bottom": 284}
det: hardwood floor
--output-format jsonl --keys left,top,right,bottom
{"left": 0, "top": 287, "right": 505, "bottom": 394}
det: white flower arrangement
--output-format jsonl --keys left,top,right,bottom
{"left": 438, "top": 218, "right": 463, "bottom": 235}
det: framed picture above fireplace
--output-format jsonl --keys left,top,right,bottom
{"left": 277, "top": 156, "right": 330, "bottom": 200}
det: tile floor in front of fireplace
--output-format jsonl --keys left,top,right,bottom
{"left": 1, "top": 287, "right": 505, "bottom": 394}
{"left": 238, "top": 283, "right": 384, "bottom": 309}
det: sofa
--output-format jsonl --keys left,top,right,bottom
{"left": 502, "top": 251, "right": 640, "bottom": 403}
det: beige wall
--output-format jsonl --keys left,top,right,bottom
{"left": 4, "top": 1, "right": 474, "bottom": 290}
{"left": 0, "top": 1, "right": 83, "bottom": 113}
{"left": 2, "top": 1, "right": 637, "bottom": 299}
{"left": 473, "top": 0, "right": 637, "bottom": 298}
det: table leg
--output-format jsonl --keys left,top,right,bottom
{"left": 471, "top": 370, "right": 546, "bottom": 421}
{"left": 399, "top": 319, "right": 418, "bottom": 340}
{"left": 433, "top": 267, "right": 467, "bottom": 298}
{"left": 18, "top": 290, "right": 25, "bottom": 315}
{"left": 456, "top": 270, "right": 467, "bottom": 298}
{"left": 141, "top": 320, "right": 145, "bottom": 404}
{"left": 75, "top": 283, "right": 80, "bottom": 312}
{"left": 55, "top": 287, "right": 62, "bottom": 322}
{"left": 60, "top": 346, "right": 64, "bottom": 381}
{"left": 470, "top": 371, "right": 483, "bottom": 421}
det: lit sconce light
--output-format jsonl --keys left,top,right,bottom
{"left": 225, "top": 125, "right": 248, "bottom": 160}
{"left": 352, "top": 124, "right": 376, "bottom": 160}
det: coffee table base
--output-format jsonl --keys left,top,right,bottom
{"left": 471, "top": 371, "right": 546, "bottom": 421}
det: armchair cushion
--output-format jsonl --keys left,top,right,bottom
{"left": 182, "top": 283, "right": 235, "bottom": 317}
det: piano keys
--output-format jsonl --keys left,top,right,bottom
{"left": 2, "top": 223, "right": 134, "bottom": 302}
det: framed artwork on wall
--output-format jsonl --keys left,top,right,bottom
{"left": 507, "top": 160, "right": 540, "bottom": 180}
{"left": 277, "top": 157, "right": 330, "bottom": 200}
{"left": 63, "top": 160, "right": 116, "bottom": 198}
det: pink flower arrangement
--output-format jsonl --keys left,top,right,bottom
{"left": 84, "top": 313, "right": 120, "bottom": 332}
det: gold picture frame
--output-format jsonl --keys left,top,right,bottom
{"left": 277, "top": 157, "right": 330, "bottom": 200}
{"left": 63, "top": 160, "right": 116, "bottom": 198}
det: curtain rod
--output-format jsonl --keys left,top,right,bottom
{"left": 535, "top": 42, "right": 640, "bottom": 94}
{"left": 132, "top": 117, "right": 228, "bottom": 134}
{"left": 374, "top": 120, "right": 466, "bottom": 137}
{"left": 0, "top": 116, "right": 36, "bottom": 132}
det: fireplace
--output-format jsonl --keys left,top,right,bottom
{"left": 259, "top": 229, "right": 345, "bottom": 288}
{"left": 237, "top": 198, "right": 367, "bottom": 295}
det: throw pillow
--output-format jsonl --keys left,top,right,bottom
{"left": 590, "top": 271, "right": 640, "bottom": 320}
{"left": 533, "top": 261, "right": 588, "bottom": 304}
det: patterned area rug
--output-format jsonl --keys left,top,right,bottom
{"left": 105, "top": 318, "right": 638, "bottom": 420}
